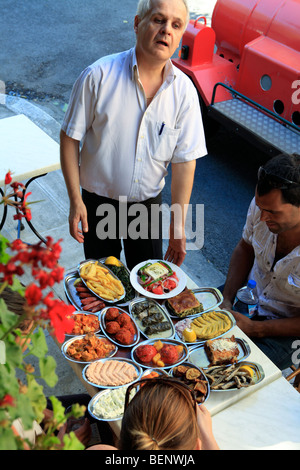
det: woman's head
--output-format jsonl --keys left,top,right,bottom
{"left": 118, "top": 377, "right": 201, "bottom": 450}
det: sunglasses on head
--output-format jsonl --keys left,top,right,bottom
{"left": 124, "top": 376, "right": 198, "bottom": 413}
{"left": 258, "top": 166, "right": 300, "bottom": 190}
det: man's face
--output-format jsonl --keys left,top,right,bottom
{"left": 255, "top": 188, "right": 300, "bottom": 234}
{"left": 134, "top": 0, "right": 187, "bottom": 65}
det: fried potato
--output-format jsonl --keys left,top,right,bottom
{"left": 81, "top": 261, "right": 124, "bottom": 300}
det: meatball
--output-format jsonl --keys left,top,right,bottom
{"left": 135, "top": 344, "right": 157, "bottom": 363}
{"left": 106, "top": 321, "right": 121, "bottom": 335}
{"left": 117, "top": 312, "right": 131, "bottom": 327}
{"left": 105, "top": 307, "right": 119, "bottom": 321}
{"left": 126, "top": 321, "right": 136, "bottom": 336}
{"left": 160, "top": 344, "right": 179, "bottom": 365}
{"left": 115, "top": 327, "right": 134, "bottom": 345}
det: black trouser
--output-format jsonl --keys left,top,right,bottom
{"left": 82, "top": 190, "right": 163, "bottom": 271}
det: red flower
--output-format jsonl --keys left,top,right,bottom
{"left": 25, "top": 283, "right": 43, "bottom": 306}
{"left": 4, "top": 171, "right": 12, "bottom": 185}
{"left": 0, "top": 394, "right": 15, "bottom": 408}
{"left": 42, "top": 293, "right": 75, "bottom": 342}
{"left": 0, "top": 261, "right": 24, "bottom": 285}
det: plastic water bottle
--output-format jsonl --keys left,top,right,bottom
{"left": 233, "top": 280, "right": 258, "bottom": 318}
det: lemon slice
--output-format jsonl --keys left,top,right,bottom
{"left": 105, "top": 256, "right": 122, "bottom": 267}
{"left": 239, "top": 365, "right": 255, "bottom": 377}
{"left": 183, "top": 328, "right": 197, "bottom": 343}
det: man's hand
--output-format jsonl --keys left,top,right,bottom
{"left": 164, "top": 232, "right": 186, "bottom": 266}
{"left": 69, "top": 200, "right": 88, "bottom": 243}
{"left": 229, "top": 310, "right": 256, "bottom": 336}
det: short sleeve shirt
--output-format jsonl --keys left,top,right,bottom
{"left": 61, "top": 47, "right": 207, "bottom": 202}
{"left": 242, "top": 198, "right": 300, "bottom": 319}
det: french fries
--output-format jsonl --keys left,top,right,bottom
{"left": 80, "top": 261, "right": 124, "bottom": 301}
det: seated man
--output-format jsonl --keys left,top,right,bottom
{"left": 221, "top": 153, "right": 300, "bottom": 370}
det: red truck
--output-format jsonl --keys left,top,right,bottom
{"left": 173, "top": 0, "right": 300, "bottom": 155}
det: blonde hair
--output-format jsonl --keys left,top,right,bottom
{"left": 118, "top": 379, "right": 199, "bottom": 450}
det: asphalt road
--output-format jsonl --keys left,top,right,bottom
{"left": 0, "top": 0, "right": 270, "bottom": 277}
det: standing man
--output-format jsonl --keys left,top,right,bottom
{"left": 221, "top": 153, "right": 300, "bottom": 370}
{"left": 60, "top": 0, "right": 207, "bottom": 270}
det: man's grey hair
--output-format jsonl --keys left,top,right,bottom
{"left": 136, "top": 0, "right": 190, "bottom": 29}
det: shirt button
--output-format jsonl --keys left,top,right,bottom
{"left": 137, "top": 158, "right": 142, "bottom": 162}
{"left": 135, "top": 179, "right": 139, "bottom": 183}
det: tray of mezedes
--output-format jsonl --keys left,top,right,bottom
{"left": 63, "top": 258, "right": 265, "bottom": 398}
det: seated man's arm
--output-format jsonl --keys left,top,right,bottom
{"left": 221, "top": 238, "right": 255, "bottom": 309}
{"left": 234, "top": 311, "right": 300, "bottom": 338}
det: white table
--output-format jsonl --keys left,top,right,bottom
{"left": 212, "top": 376, "right": 300, "bottom": 450}
{"left": 60, "top": 260, "right": 300, "bottom": 449}
{"left": 0, "top": 114, "right": 60, "bottom": 241}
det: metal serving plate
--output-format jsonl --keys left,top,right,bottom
{"left": 131, "top": 338, "right": 189, "bottom": 370}
{"left": 88, "top": 386, "right": 130, "bottom": 422}
{"left": 164, "top": 287, "right": 223, "bottom": 320}
{"left": 65, "top": 312, "right": 101, "bottom": 337}
{"left": 61, "top": 334, "right": 118, "bottom": 364}
{"left": 188, "top": 337, "right": 251, "bottom": 369}
{"left": 175, "top": 309, "right": 236, "bottom": 345}
{"left": 129, "top": 297, "right": 175, "bottom": 340}
{"left": 78, "top": 259, "right": 125, "bottom": 304}
{"left": 203, "top": 361, "right": 265, "bottom": 392}
{"left": 99, "top": 257, "right": 138, "bottom": 307}
{"left": 141, "top": 368, "right": 169, "bottom": 378}
{"left": 169, "top": 361, "right": 210, "bottom": 403}
{"left": 82, "top": 357, "right": 143, "bottom": 389}
{"left": 64, "top": 270, "right": 107, "bottom": 314}
{"left": 99, "top": 306, "right": 140, "bottom": 348}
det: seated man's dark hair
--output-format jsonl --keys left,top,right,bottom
{"left": 257, "top": 153, "right": 300, "bottom": 207}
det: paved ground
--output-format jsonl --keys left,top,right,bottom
{"left": 0, "top": 92, "right": 225, "bottom": 397}
{"left": 1, "top": 0, "right": 292, "bottom": 399}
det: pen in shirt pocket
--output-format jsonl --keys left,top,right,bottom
{"left": 159, "top": 121, "right": 165, "bottom": 135}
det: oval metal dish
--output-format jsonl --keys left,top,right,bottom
{"left": 129, "top": 297, "right": 175, "bottom": 340}
{"left": 61, "top": 334, "right": 118, "bottom": 364}
{"left": 78, "top": 259, "right": 125, "bottom": 303}
{"left": 164, "top": 287, "right": 223, "bottom": 320}
{"left": 131, "top": 338, "right": 189, "bottom": 370}
{"left": 88, "top": 386, "right": 129, "bottom": 422}
{"left": 99, "top": 306, "right": 140, "bottom": 348}
{"left": 175, "top": 309, "right": 236, "bottom": 345}
{"left": 82, "top": 357, "right": 143, "bottom": 389}
{"left": 203, "top": 361, "right": 265, "bottom": 392}
{"left": 169, "top": 361, "right": 210, "bottom": 403}
{"left": 188, "top": 337, "right": 251, "bottom": 369}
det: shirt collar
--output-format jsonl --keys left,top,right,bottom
{"left": 130, "top": 46, "right": 176, "bottom": 84}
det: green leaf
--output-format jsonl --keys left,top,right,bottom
{"left": 8, "top": 392, "right": 36, "bottom": 431}
{"left": 0, "top": 235, "right": 11, "bottom": 264}
{"left": 1, "top": 335, "right": 23, "bottom": 368}
{"left": 0, "top": 363, "right": 20, "bottom": 397}
{"left": 62, "top": 432, "right": 85, "bottom": 450}
{"left": 0, "top": 427, "right": 19, "bottom": 450}
{"left": 25, "top": 375, "right": 47, "bottom": 425}
{"left": 28, "top": 327, "right": 48, "bottom": 358}
{"left": 49, "top": 395, "right": 66, "bottom": 425}
{"left": 39, "top": 355, "right": 58, "bottom": 387}
{"left": 0, "top": 300, "right": 19, "bottom": 331}
{"left": 9, "top": 277, "right": 26, "bottom": 296}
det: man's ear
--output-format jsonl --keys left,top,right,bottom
{"left": 134, "top": 15, "right": 140, "bottom": 33}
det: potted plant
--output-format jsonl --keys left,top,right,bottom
{"left": 0, "top": 171, "right": 86, "bottom": 450}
